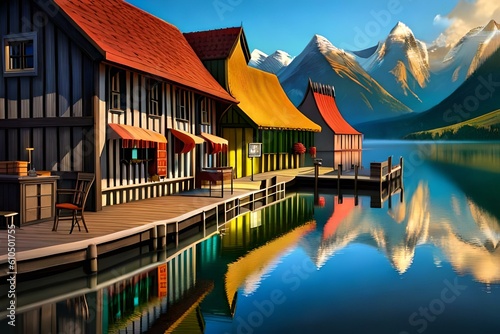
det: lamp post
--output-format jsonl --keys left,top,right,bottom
{"left": 26, "top": 147, "right": 34, "bottom": 171}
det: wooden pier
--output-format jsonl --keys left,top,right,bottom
{"left": 0, "top": 177, "right": 287, "bottom": 277}
{"left": 0, "top": 158, "right": 403, "bottom": 277}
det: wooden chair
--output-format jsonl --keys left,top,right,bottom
{"left": 52, "top": 172, "right": 95, "bottom": 234}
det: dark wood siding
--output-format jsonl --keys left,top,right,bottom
{"left": 0, "top": 0, "right": 96, "bottom": 173}
{"left": 202, "top": 59, "right": 227, "bottom": 88}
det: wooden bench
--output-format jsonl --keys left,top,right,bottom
{"left": 200, "top": 167, "right": 234, "bottom": 197}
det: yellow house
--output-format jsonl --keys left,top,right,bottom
{"left": 185, "top": 27, "right": 321, "bottom": 178}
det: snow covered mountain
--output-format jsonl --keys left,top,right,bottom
{"left": 250, "top": 20, "right": 500, "bottom": 126}
{"left": 361, "top": 22, "right": 430, "bottom": 111}
{"left": 249, "top": 49, "right": 293, "bottom": 75}
{"left": 278, "top": 34, "right": 411, "bottom": 124}
{"left": 439, "top": 20, "right": 500, "bottom": 82}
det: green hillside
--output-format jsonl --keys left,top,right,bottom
{"left": 405, "top": 109, "right": 500, "bottom": 140}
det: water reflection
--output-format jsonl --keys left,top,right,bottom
{"left": 2, "top": 141, "right": 500, "bottom": 333}
{"left": 0, "top": 192, "right": 315, "bottom": 333}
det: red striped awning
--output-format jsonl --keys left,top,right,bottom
{"left": 108, "top": 123, "right": 167, "bottom": 148}
{"left": 171, "top": 129, "right": 204, "bottom": 154}
{"left": 200, "top": 132, "right": 228, "bottom": 154}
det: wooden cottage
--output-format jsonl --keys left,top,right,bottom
{"left": 0, "top": 0, "right": 237, "bottom": 213}
{"left": 185, "top": 27, "right": 321, "bottom": 178}
{"left": 298, "top": 81, "right": 363, "bottom": 169}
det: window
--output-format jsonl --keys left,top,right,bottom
{"left": 148, "top": 80, "right": 161, "bottom": 117}
{"left": 176, "top": 88, "right": 187, "bottom": 120}
{"left": 109, "top": 68, "right": 126, "bottom": 112}
{"left": 110, "top": 70, "right": 121, "bottom": 111}
{"left": 3, "top": 32, "right": 37, "bottom": 76}
{"left": 200, "top": 98, "right": 209, "bottom": 124}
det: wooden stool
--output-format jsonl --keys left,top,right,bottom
{"left": 0, "top": 211, "right": 18, "bottom": 229}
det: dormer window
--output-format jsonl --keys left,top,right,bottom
{"left": 3, "top": 32, "right": 37, "bottom": 76}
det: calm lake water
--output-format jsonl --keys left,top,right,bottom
{"left": 1, "top": 140, "right": 500, "bottom": 334}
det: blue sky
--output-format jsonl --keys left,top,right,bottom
{"left": 126, "top": 0, "right": 498, "bottom": 56}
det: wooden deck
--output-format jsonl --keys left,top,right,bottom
{"left": 0, "top": 159, "right": 402, "bottom": 276}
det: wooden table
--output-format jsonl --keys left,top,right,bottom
{"left": 200, "top": 167, "right": 234, "bottom": 197}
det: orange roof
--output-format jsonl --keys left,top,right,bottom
{"left": 184, "top": 27, "right": 246, "bottom": 61}
{"left": 311, "top": 84, "right": 361, "bottom": 135}
{"left": 53, "top": 0, "right": 237, "bottom": 104}
{"left": 229, "top": 41, "right": 320, "bottom": 131}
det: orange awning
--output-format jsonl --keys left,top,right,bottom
{"left": 171, "top": 129, "right": 204, "bottom": 154}
{"left": 200, "top": 132, "right": 228, "bottom": 154}
{"left": 108, "top": 123, "right": 167, "bottom": 148}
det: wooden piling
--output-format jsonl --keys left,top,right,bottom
{"left": 87, "top": 244, "right": 98, "bottom": 274}
{"left": 399, "top": 156, "right": 404, "bottom": 179}
{"left": 388, "top": 156, "right": 392, "bottom": 177}
{"left": 354, "top": 165, "right": 359, "bottom": 195}
{"left": 337, "top": 164, "right": 341, "bottom": 194}
{"left": 150, "top": 226, "right": 158, "bottom": 251}
{"left": 202, "top": 211, "right": 206, "bottom": 237}
{"left": 157, "top": 224, "right": 166, "bottom": 250}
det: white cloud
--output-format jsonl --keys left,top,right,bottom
{"left": 433, "top": 14, "right": 453, "bottom": 28}
{"left": 432, "top": 0, "right": 500, "bottom": 46}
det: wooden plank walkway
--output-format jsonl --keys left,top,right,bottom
{"left": 0, "top": 160, "right": 402, "bottom": 275}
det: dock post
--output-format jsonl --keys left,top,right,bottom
{"left": 158, "top": 224, "right": 167, "bottom": 250}
{"left": 150, "top": 226, "right": 158, "bottom": 251}
{"left": 175, "top": 221, "right": 179, "bottom": 247}
{"left": 337, "top": 164, "right": 341, "bottom": 195}
{"left": 314, "top": 159, "right": 322, "bottom": 205}
{"left": 388, "top": 156, "right": 392, "bottom": 180}
{"left": 354, "top": 165, "right": 359, "bottom": 206}
{"left": 399, "top": 156, "right": 404, "bottom": 179}
{"left": 202, "top": 211, "right": 206, "bottom": 237}
{"left": 87, "top": 244, "right": 98, "bottom": 274}
{"left": 400, "top": 156, "right": 404, "bottom": 203}
{"left": 388, "top": 179, "right": 392, "bottom": 209}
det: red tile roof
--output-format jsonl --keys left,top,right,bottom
{"left": 311, "top": 85, "right": 361, "bottom": 135}
{"left": 53, "top": 0, "right": 237, "bottom": 103}
{"left": 184, "top": 27, "right": 243, "bottom": 61}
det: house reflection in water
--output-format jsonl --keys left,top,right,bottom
{"left": 2, "top": 187, "right": 498, "bottom": 332}
{"left": 0, "top": 193, "right": 315, "bottom": 333}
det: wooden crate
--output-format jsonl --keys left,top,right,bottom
{"left": 0, "top": 161, "right": 29, "bottom": 176}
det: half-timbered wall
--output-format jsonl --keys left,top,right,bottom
{"left": 102, "top": 65, "right": 165, "bottom": 190}
{"left": 100, "top": 64, "right": 220, "bottom": 206}
{"left": 0, "top": 0, "right": 96, "bottom": 173}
